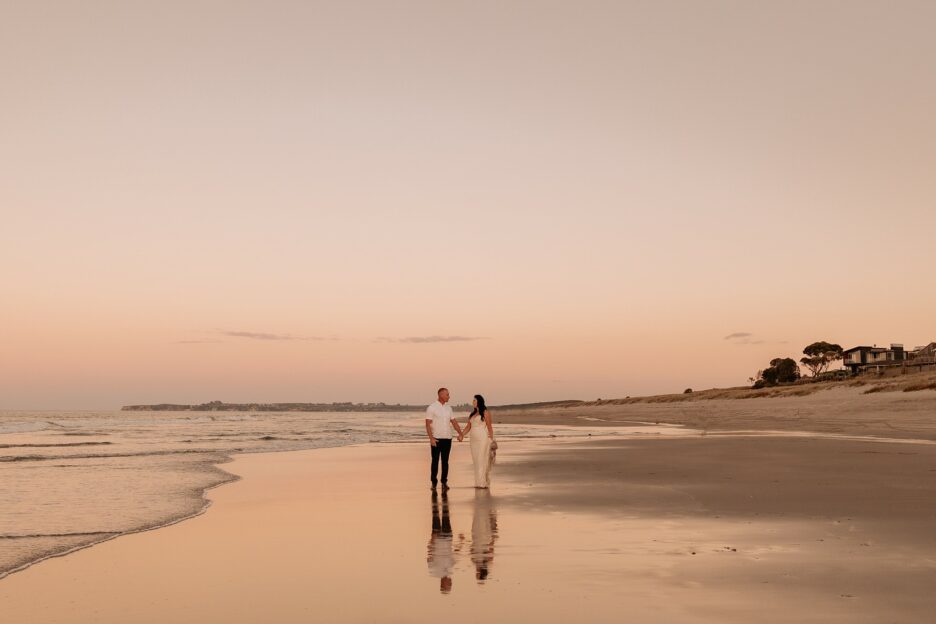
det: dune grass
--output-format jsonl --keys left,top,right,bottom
{"left": 904, "top": 381, "right": 936, "bottom": 392}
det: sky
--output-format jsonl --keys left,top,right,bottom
{"left": 2, "top": 1, "right": 935, "bottom": 410}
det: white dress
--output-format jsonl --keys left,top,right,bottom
{"left": 468, "top": 414, "right": 493, "bottom": 488}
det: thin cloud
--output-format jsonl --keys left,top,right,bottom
{"left": 376, "top": 335, "right": 489, "bottom": 344}
{"left": 724, "top": 332, "right": 764, "bottom": 345}
{"left": 218, "top": 330, "right": 325, "bottom": 341}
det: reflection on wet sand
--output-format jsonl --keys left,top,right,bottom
{"left": 427, "top": 490, "right": 458, "bottom": 593}
{"left": 428, "top": 489, "right": 499, "bottom": 592}
{"left": 471, "top": 489, "right": 498, "bottom": 583}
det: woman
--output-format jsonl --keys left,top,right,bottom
{"left": 461, "top": 394, "right": 496, "bottom": 488}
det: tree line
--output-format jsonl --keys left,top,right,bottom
{"left": 751, "top": 341, "right": 844, "bottom": 389}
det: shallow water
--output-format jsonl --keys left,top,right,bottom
{"left": 1, "top": 410, "right": 674, "bottom": 578}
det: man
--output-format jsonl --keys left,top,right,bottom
{"left": 425, "top": 387, "right": 464, "bottom": 491}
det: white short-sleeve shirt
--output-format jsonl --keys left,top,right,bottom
{"left": 426, "top": 400, "right": 455, "bottom": 439}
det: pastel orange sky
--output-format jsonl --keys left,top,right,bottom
{"left": 2, "top": 1, "right": 935, "bottom": 409}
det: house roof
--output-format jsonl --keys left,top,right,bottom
{"left": 844, "top": 345, "right": 901, "bottom": 354}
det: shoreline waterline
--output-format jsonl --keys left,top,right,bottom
{"left": 1, "top": 409, "right": 675, "bottom": 580}
{"left": 5, "top": 416, "right": 936, "bottom": 582}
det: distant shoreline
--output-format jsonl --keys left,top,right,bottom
{"left": 121, "top": 399, "right": 584, "bottom": 413}
{"left": 121, "top": 369, "right": 936, "bottom": 414}
{"left": 120, "top": 401, "right": 436, "bottom": 412}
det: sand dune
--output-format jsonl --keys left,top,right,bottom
{"left": 496, "top": 373, "right": 936, "bottom": 441}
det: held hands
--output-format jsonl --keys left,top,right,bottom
{"left": 457, "top": 433, "right": 464, "bottom": 442}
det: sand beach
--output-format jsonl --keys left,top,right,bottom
{"left": 4, "top": 386, "right": 936, "bottom": 623}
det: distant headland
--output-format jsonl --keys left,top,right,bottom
{"left": 121, "top": 400, "right": 451, "bottom": 412}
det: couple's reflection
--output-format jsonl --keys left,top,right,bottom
{"left": 427, "top": 489, "right": 459, "bottom": 593}
{"left": 427, "top": 489, "right": 498, "bottom": 593}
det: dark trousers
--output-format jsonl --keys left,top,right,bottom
{"left": 430, "top": 438, "right": 452, "bottom": 486}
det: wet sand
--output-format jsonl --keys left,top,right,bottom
{"left": 2, "top": 433, "right": 936, "bottom": 623}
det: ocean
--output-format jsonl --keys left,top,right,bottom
{"left": 0, "top": 409, "right": 611, "bottom": 579}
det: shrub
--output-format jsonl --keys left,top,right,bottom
{"left": 755, "top": 357, "right": 801, "bottom": 387}
{"left": 904, "top": 382, "right": 936, "bottom": 392}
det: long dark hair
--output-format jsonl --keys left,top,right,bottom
{"left": 470, "top": 394, "right": 487, "bottom": 421}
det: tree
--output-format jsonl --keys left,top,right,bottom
{"left": 755, "top": 357, "right": 801, "bottom": 387}
{"left": 773, "top": 358, "right": 801, "bottom": 383}
{"left": 800, "top": 341, "right": 844, "bottom": 377}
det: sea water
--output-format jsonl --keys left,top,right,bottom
{"left": 0, "top": 409, "right": 649, "bottom": 578}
